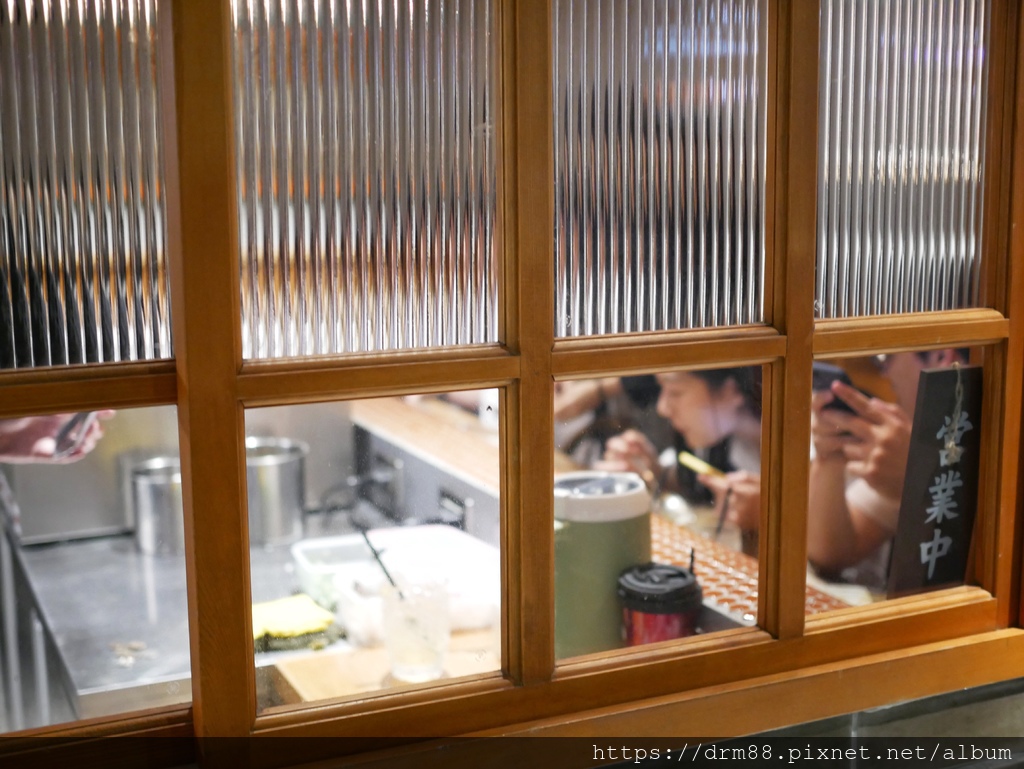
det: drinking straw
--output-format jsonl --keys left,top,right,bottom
{"left": 358, "top": 528, "right": 404, "bottom": 600}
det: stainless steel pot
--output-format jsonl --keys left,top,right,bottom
{"left": 130, "top": 437, "right": 308, "bottom": 553}
{"left": 246, "top": 436, "right": 309, "bottom": 546}
{"left": 132, "top": 457, "right": 186, "bottom": 556}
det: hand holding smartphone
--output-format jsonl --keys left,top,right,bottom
{"left": 811, "top": 362, "right": 865, "bottom": 415}
{"left": 53, "top": 411, "right": 98, "bottom": 460}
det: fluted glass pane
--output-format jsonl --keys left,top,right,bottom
{"left": 816, "top": 0, "right": 990, "bottom": 318}
{"left": 232, "top": 0, "right": 497, "bottom": 359}
{"left": 0, "top": 0, "right": 171, "bottom": 369}
{"left": 553, "top": 0, "right": 767, "bottom": 337}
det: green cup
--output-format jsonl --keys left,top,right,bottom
{"left": 554, "top": 472, "right": 651, "bottom": 659}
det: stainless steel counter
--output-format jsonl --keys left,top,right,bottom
{"left": 14, "top": 498, "right": 396, "bottom": 722}
{"left": 17, "top": 534, "right": 308, "bottom": 719}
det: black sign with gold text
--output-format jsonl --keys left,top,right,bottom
{"left": 887, "top": 365, "right": 982, "bottom": 598}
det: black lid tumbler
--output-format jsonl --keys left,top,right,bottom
{"left": 618, "top": 562, "right": 703, "bottom": 645}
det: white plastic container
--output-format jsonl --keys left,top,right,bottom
{"left": 291, "top": 525, "right": 500, "bottom": 646}
{"left": 291, "top": 534, "right": 369, "bottom": 609}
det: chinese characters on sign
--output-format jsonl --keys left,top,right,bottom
{"left": 921, "top": 470, "right": 961, "bottom": 574}
{"left": 888, "top": 365, "right": 982, "bottom": 598}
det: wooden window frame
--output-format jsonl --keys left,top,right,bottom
{"left": 3, "top": 1, "right": 1024, "bottom": 765}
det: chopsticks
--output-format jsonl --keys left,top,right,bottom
{"left": 679, "top": 451, "right": 730, "bottom": 541}
{"left": 713, "top": 487, "right": 733, "bottom": 540}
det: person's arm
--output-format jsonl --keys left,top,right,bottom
{"left": 806, "top": 383, "right": 908, "bottom": 573}
{"left": 808, "top": 458, "right": 871, "bottom": 571}
{"left": 553, "top": 377, "right": 622, "bottom": 421}
{"left": 0, "top": 413, "right": 111, "bottom": 464}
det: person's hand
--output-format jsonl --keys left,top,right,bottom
{"left": 818, "top": 381, "right": 911, "bottom": 501}
{"left": 810, "top": 388, "right": 859, "bottom": 461}
{"left": 595, "top": 428, "right": 659, "bottom": 479}
{"left": 699, "top": 470, "right": 761, "bottom": 532}
{"left": 0, "top": 412, "right": 113, "bottom": 464}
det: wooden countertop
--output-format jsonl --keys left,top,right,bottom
{"left": 350, "top": 396, "right": 579, "bottom": 495}
{"left": 274, "top": 627, "right": 500, "bottom": 701}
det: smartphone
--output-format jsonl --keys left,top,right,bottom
{"left": 811, "top": 362, "right": 857, "bottom": 415}
{"left": 53, "top": 411, "right": 98, "bottom": 459}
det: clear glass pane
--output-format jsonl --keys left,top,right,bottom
{"left": 0, "top": 1, "right": 172, "bottom": 369}
{"left": 247, "top": 392, "right": 501, "bottom": 710}
{"left": 554, "top": 368, "right": 777, "bottom": 660}
{"left": 815, "top": 0, "right": 990, "bottom": 317}
{"left": 232, "top": 0, "right": 498, "bottom": 358}
{"left": 806, "top": 349, "right": 981, "bottom": 611}
{"left": 552, "top": 0, "right": 768, "bottom": 337}
{"left": 0, "top": 406, "right": 186, "bottom": 731}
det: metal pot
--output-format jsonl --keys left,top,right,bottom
{"left": 130, "top": 438, "right": 308, "bottom": 552}
{"left": 132, "top": 457, "right": 186, "bottom": 556}
{"left": 246, "top": 436, "right": 309, "bottom": 546}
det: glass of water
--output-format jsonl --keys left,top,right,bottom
{"left": 381, "top": 581, "right": 450, "bottom": 684}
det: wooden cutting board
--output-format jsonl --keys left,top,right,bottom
{"left": 273, "top": 627, "right": 500, "bottom": 701}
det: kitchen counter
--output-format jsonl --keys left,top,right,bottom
{"left": 273, "top": 627, "right": 500, "bottom": 700}
{"left": 350, "top": 396, "right": 581, "bottom": 496}
{"left": 13, "top": 515, "right": 851, "bottom": 720}
{"left": 16, "top": 533, "right": 305, "bottom": 719}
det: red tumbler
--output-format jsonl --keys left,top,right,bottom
{"left": 618, "top": 562, "right": 703, "bottom": 645}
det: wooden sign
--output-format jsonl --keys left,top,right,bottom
{"left": 887, "top": 364, "right": 982, "bottom": 599}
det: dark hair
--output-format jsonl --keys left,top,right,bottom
{"left": 670, "top": 366, "right": 762, "bottom": 504}
{"left": 688, "top": 366, "right": 763, "bottom": 418}
{"left": 914, "top": 348, "right": 970, "bottom": 364}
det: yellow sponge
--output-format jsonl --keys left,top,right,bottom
{"left": 252, "top": 594, "right": 336, "bottom": 641}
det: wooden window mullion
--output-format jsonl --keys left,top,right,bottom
{"left": 504, "top": 0, "right": 556, "bottom": 686}
{"left": 165, "top": 0, "right": 254, "bottom": 737}
{"left": 764, "top": 0, "right": 820, "bottom": 641}
{"left": 983, "top": 0, "right": 1017, "bottom": 315}
{"left": 996, "top": 0, "right": 1024, "bottom": 629}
